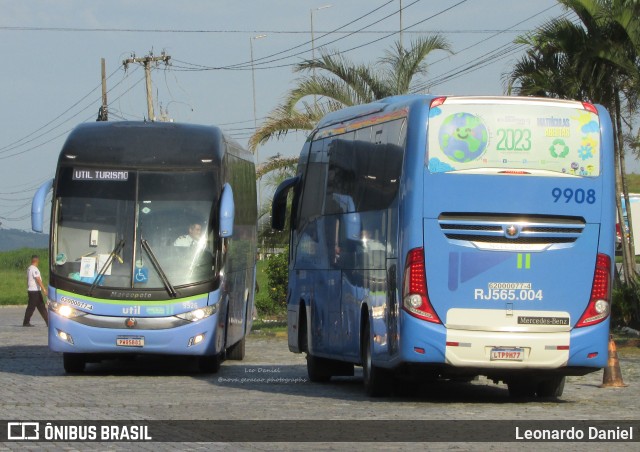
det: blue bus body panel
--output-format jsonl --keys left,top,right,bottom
{"left": 49, "top": 311, "right": 221, "bottom": 355}
{"left": 394, "top": 99, "right": 615, "bottom": 371}
{"left": 423, "top": 220, "right": 600, "bottom": 324}
{"left": 286, "top": 95, "right": 614, "bottom": 376}
{"left": 48, "top": 287, "right": 226, "bottom": 356}
{"left": 50, "top": 287, "right": 211, "bottom": 317}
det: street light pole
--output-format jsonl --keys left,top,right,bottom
{"left": 399, "top": 0, "right": 403, "bottom": 51}
{"left": 250, "top": 34, "right": 266, "bottom": 208}
{"left": 310, "top": 4, "right": 332, "bottom": 107}
{"left": 250, "top": 34, "right": 267, "bottom": 163}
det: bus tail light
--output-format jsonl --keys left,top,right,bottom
{"left": 430, "top": 97, "right": 447, "bottom": 109}
{"left": 582, "top": 102, "right": 598, "bottom": 115}
{"left": 576, "top": 254, "right": 611, "bottom": 328}
{"left": 402, "top": 247, "right": 441, "bottom": 324}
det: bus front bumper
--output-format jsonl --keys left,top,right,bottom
{"left": 48, "top": 310, "right": 222, "bottom": 356}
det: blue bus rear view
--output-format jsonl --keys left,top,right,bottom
{"left": 272, "top": 95, "right": 615, "bottom": 398}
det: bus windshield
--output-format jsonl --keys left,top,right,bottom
{"left": 427, "top": 100, "right": 601, "bottom": 176}
{"left": 53, "top": 168, "right": 218, "bottom": 289}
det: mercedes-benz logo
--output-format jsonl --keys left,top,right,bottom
{"left": 505, "top": 225, "right": 518, "bottom": 237}
{"left": 125, "top": 318, "right": 137, "bottom": 328}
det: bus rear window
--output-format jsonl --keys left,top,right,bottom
{"left": 427, "top": 101, "right": 601, "bottom": 176}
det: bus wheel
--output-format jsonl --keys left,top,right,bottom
{"left": 507, "top": 378, "right": 537, "bottom": 398}
{"left": 63, "top": 353, "right": 86, "bottom": 374}
{"left": 362, "top": 321, "right": 392, "bottom": 397}
{"left": 536, "top": 376, "right": 565, "bottom": 398}
{"left": 226, "top": 337, "right": 246, "bottom": 361}
{"left": 306, "top": 354, "right": 331, "bottom": 383}
{"left": 198, "top": 353, "right": 221, "bottom": 374}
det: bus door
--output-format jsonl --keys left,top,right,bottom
{"left": 295, "top": 136, "right": 343, "bottom": 356}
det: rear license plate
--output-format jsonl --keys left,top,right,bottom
{"left": 116, "top": 336, "right": 145, "bottom": 347}
{"left": 490, "top": 347, "right": 524, "bottom": 361}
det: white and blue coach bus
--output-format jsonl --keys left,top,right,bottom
{"left": 32, "top": 121, "right": 257, "bottom": 373}
{"left": 272, "top": 95, "right": 615, "bottom": 398}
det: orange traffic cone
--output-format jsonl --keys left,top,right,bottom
{"left": 600, "top": 335, "right": 627, "bottom": 388}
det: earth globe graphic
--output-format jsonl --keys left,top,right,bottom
{"left": 438, "top": 113, "right": 488, "bottom": 163}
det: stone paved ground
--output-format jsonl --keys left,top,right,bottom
{"left": 0, "top": 306, "right": 638, "bottom": 451}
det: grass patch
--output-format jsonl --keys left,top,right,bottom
{"left": 0, "top": 248, "right": 48, "bottom": 305}
{"left": 625, "top": 174, "right": 640, "bottom": 193}
{"left": 250, "top": 319, "right": 287, "bottom": 337}
{"left": 615, "top": 255, "right": 640, "bottom": 263}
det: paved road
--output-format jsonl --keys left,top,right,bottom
{"left": 0, "top": 306, "right": 638, "bottom": 451}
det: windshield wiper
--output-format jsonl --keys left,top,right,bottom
{"left": 140, "top": 237, "right": 177, "bottom": 298}
{"left": 89, "top": 239, "right": 125, "bottom": 295}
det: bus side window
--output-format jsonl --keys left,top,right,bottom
{"left": 384, "top": 118, "right": 406, "bottom": 258}
{"left": 326, "top": 122, "right": 403, "bottom": 214}
{"left": 323, "top": 119, "right": 405, "bottom": 270}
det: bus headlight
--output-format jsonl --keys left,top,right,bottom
{"left": 176, "top": 304, "right": 218, "bottom": 322}
{"left": 49, "top": 301, "right": 88, "bottom": 319}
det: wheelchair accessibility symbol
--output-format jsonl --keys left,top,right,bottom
{"left": 135, "top": 267, "right": 149, "bottom": 283}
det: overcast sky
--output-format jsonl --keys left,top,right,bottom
{"left": 1, "top": 0, "right": 633, "bottom": 231}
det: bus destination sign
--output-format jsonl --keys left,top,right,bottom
{"left": 72, "top": 169, "right": 129, "bottom": 181}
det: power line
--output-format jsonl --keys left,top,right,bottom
{"left": 209, "top": 3, "right": 568, "bottom": 137}
{"left": 0, "top": 66, "right": 121, "bottom": 153}
{"left": 317, "top": 0, "right": 470, "bottom": 65}
{"left": 0, "top": 66, "right": 138, "bottom": 157}
{"left": 0, "top": 26, "right": 529, "bottom": 34}
{"left": 173, "top": 0, "right": 413, "bottom": 71}
{"left": 0, "top": 74, "right": 146, "bottom": 162}
{"left": 410, "top": 4, "right": 565, "bottom": 92}
{"left": 0, "top": 178, "right": 51, "bottom": 195}
{"left": 174, "top": 0, "right": 469, "bottom": 72}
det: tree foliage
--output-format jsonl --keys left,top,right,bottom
{"left": 507, "top": 0, "right": 640, "bottom": 305}
{"left": 249, "top": 36, "right": 451, "bottom": 153}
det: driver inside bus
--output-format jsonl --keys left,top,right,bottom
{"left": 174, "top": 222, "right": 203, "bottom": 247}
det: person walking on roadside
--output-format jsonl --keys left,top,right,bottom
{"left": 23, "top": 254, "right": 49, "bottom": 327}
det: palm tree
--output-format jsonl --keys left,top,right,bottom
{"left": 507, "top": 0, "right": 640, "bottom": 286}
{"left": 256, "top": 155, "right": 297, "bottom": 250}
{"left": 249, "top": 35, "right": 451, "bottom": 153}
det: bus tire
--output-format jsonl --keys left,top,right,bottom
{"left": 226, "top": 337, "right": 246, "bottom": 361}
{"left": 536, "top": 376, "right": 565, "bottom": 398}
{"left": 362, "top": 321, "right": 392, "bottom": 397}
{"left": 507, "top": 377, "right": 537, "bottom": 398}
{"left": 198, "top": 353, "right": 221, "bottom": 374}
{"left": 306, "top": 354, "right": 331, "bottom": 382}
{"left": 63, "top": 353, "right": 86, "bottom": 374}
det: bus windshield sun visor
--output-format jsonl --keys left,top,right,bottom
{"left": 140, "top": 237, "right": 177, "bottom": 298}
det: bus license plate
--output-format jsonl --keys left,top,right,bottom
{"left": 116, "top": 336, "right": 145, "bottom": 347}
{"left": 490, "top": 347, "right": 523, "bottom": 361}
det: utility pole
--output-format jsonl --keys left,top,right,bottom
{"left": 97, "top": 58, "right": 108, "bottom": 121}
{"left": 122, "top": 51, "right": 171, "bottom": 121}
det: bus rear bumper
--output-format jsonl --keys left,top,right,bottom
{"left": 399, "top": 311, "right": 608, "bottom": 370}
{"left": 48, "top": 311, "right": 221, "bottom": 356}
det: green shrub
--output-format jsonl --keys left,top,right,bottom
{"left": 255, "top": 249, "right": 289, "bottom": 316}
{"left": 612, "top": 280, "right": 640, "bottom": 328}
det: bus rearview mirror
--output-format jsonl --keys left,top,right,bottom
{"left": 219, "top": 183, "right": 235, "bottom": 238}
{"left": 31, "top": 179, "right": 54, "bottom": 233}
{"left": 271, "top": 176, "right": 299, "bottom": 231}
